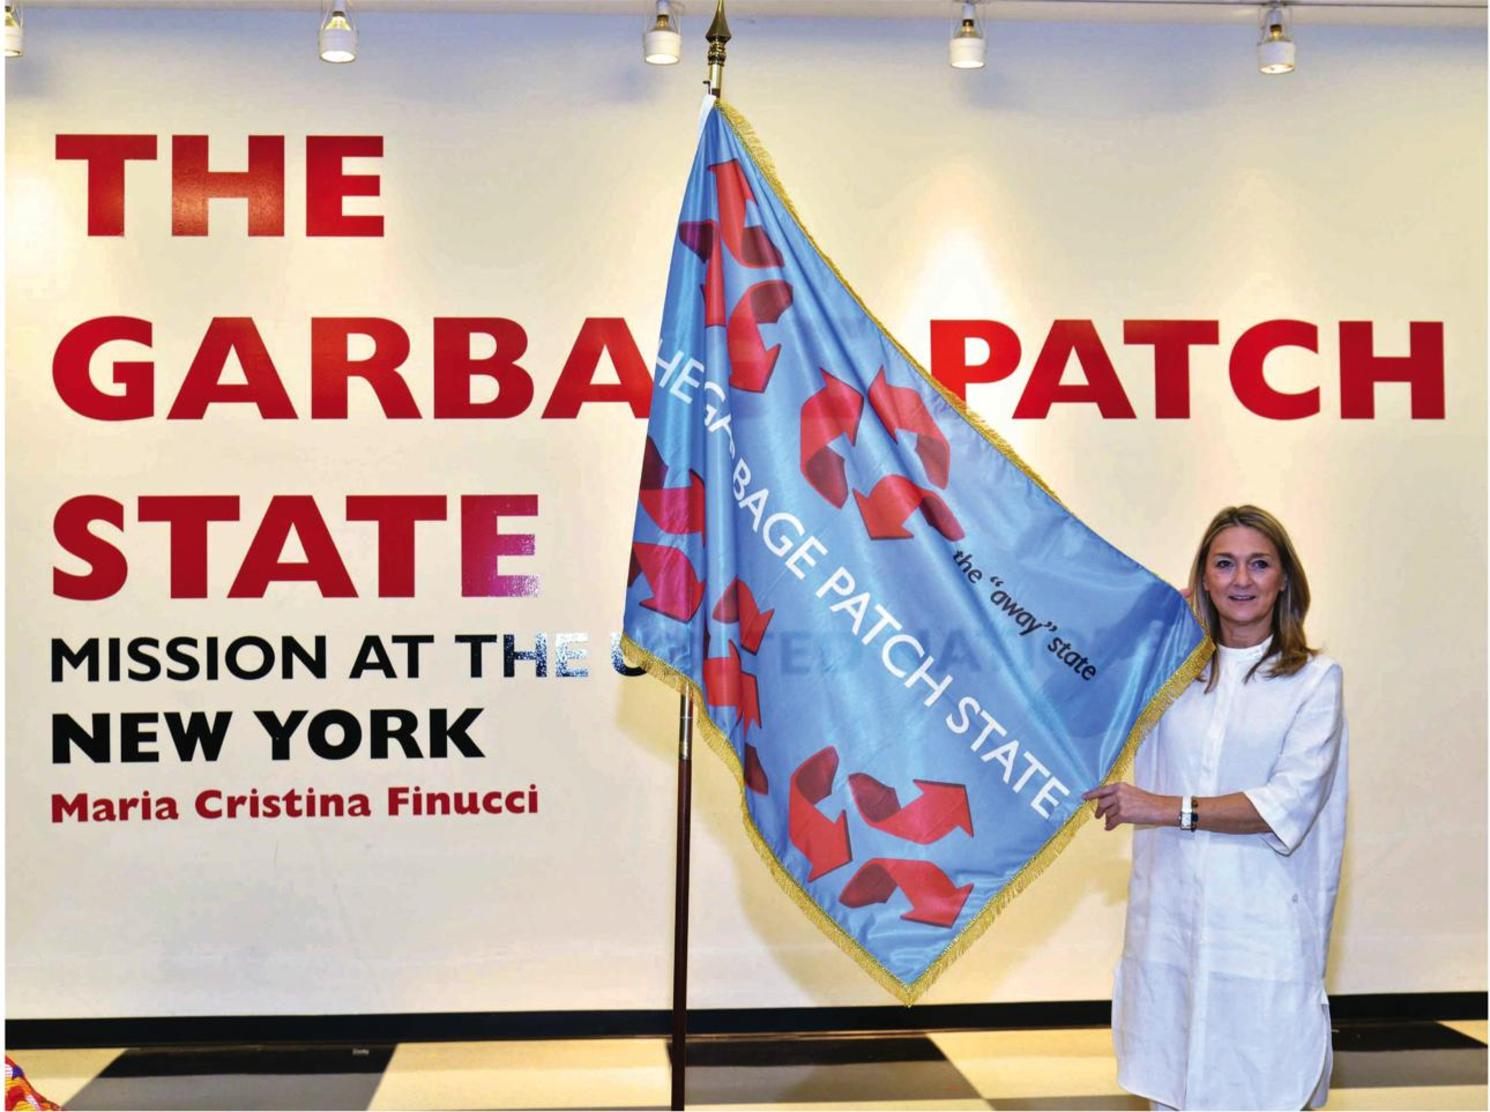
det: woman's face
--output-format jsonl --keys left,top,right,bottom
{"left": 1203, "top": 525, "right": 1285, "bottom": 646}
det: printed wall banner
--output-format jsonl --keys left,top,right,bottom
{"left": 623, "top": 102, "right": 1212, "bottom": 1001}
{"left": 8, "top": 10, "right": 1482, "bottom": 1020}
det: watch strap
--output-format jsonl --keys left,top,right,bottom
{"left": 1180, "top": 794, "right": 1198, "bottom": 831}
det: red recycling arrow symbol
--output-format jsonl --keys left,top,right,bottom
{"left": 678, "top": 160, "right": 784, "bottom": 331}
{"left": 852, "top": 475, "right": 964, "bottom": 541}
{"left": 847, "top": 774, "right": 973, "bottom": 845}
{"left": 839, "top": 858, "right": 973, "bottom": 928}
{"left": 629, "top": 542, "right": 704, "bottom": 622}
{"left": 676, "top": 220, "right": 727, "bottom": 327}
{"left": 712, "top": 578, "right": 774, "bottom": 654}
{"left": 639, "top": 436, "right": 705, "bottom": 536}
{"left": 799, "top": 370, "right": 864, "bottom": 508}
{"left": 728, "top": 279, "right": 794, "bottom": 393}
{"left": 788, "top": 746, "right": 853, "bottom": 881}
{"left": 703, "top": 641, "right": 762, "bottom": 734}
{"left": 868, "top": 368, "right": 951, "bottom": 489}
{"left": 744, "top": 743, "right": 770, "bottom": 795}
{"left": 709, "top": 159, "right": 784, "bottom": 270}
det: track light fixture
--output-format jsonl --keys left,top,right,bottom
{"left": 5, "top": 2, "right": 22, "bottom": 59}
{"left": 1257, "top": 4, "right": 1295, "bottom": 75}
{"left": 644, "top": 0, "right": 682, "bottom": 66}
{"left": 319, "top": 1, "right": 357, "bottom": 64}
{"left": 949, "top": 1, "right": 985, "bottom": 70}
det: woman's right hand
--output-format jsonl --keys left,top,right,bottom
{"left": 1081, "top": 782, "right": 1175, "bottom": 830}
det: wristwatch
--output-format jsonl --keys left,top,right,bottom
{"left": 1180, "top": 795, "right": 1198, "bottom": 832}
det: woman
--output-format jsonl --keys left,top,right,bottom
{"left": 1082, "top": 506, "right": 1348, "bottom": 1111}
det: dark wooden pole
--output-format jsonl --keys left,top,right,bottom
{"left": 669, "top": 691, "right": 694, "bottom": 1111}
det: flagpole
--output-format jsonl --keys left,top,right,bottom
{"left": 671, "top": 10, "right": 730, "bottom": 1110}
{"left": 706, "top": 0, "right": 731, "bottom": 99}
{"left": 669, "top": 686, "right": 693, "bottom": 1112}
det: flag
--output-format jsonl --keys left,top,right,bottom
{"left": 5, "top": 1058, "right": 60, "bottom": 1112}
{"left": 622, "top": 101, "right": 1211, "bottom": 1002}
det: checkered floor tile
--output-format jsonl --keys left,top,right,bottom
{"left": 8, "top": 1019, "right": 1485, "bottom": 1110}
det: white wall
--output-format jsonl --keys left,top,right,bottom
{"left": 5, "top": 8, "right": 1485, "bottom": 1016}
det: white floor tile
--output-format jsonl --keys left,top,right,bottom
{"left": 1440, "top": 1020, "right": 1488, "bottom": 1044}
{"left": 4, "top": 1048, "right": 126, "bottom": 1106}
{"left": 931, "top": 1028, "right": 1121, "bottom": 1098}
{"left": 369, "top": 1038, "right": 670, "bottom": 1110}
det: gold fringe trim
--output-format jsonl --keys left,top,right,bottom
{"left": 715, "top": 100, "right": 1061, "bottom": 505}
{"left": 626, "top": 105, "right": 1220, "bottom": 1003}
{"left": 622, "top": 635, "right": 922, "bottom": 1002}
{"left": 898, "top": 629, "right": 1214, "bottom": 996}
{"left": 624, "top": 629, "right": 1212, "bottom": 1004}
{"left": 1103, "top": 634, "right": 1215, "bottom": 790}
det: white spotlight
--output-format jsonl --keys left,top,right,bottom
{"left": 949, "top": 2, "right": 985, "bottom": 70}
{"left": 5, "top": 2, "right": 23, "bottom": 59}
{"left": 1257, "top": 4, "right": 1295, "bottom": 75}
{"left": 644, "top": 0, "right": 682, "bottom": 66}
{"left": 319, "top": 1, "right": 357, "bottom": 64}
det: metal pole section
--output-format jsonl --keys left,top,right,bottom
{"left": 706, "top": 0, "right": 731, "bottom": 99}
{"left": 669, "top": 690, "right": 693, "bottom": 1111}
{"left": 672, "top": 10, "right": 727, "bottom": 1109}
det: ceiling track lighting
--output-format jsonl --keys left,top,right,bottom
{"left": 644, "top": 0, "right": 682, "bottom": 66}
{"left": 5, "top": 1, "right": 22, "bottom": 59}
{"left": 1258, "top": 4, "right": 1295, "bottom": 75}
{"left": 949, "top": 1, "right": 985, "bottom": 71}
{"left": 319, "top": 0, "right": 357, "bottom": 64}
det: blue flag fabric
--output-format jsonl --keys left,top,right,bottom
{"left": 623, "top": 102, "right": 1210, "bottom": 1002}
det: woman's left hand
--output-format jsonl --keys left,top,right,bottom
{"left": 1081, "top": 783, "right": 1172, "bottom": 830}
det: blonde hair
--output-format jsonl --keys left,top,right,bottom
{"left": 1188, "top": 504, "right": 1315, "bottom": 691}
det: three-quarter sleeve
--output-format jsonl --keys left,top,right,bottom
{"left": 1243, "top": 662, "right": 1346, "bottom": 854}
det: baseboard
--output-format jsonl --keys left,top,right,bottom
{"left": 6, "top": 992, "right": 1484, "bottom": 1050}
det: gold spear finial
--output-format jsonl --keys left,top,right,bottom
{"left": 706, "top": 0, "right": 731, "bottom": 98}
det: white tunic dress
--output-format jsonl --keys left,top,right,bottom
{"left": 1112, "top": 638, "right": 1348, "bottom": 1111}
